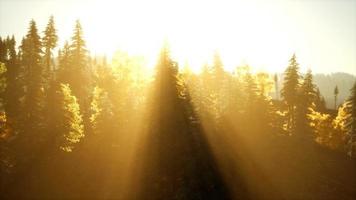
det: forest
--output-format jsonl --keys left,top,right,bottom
{"left": 0, "top": 17, "right": 355, "bottom": 200}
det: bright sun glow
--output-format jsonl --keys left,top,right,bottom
{"left": 4, "top": 0, "right": 352, "bottom": 74}
{"left": 58, "top": 0, "right": 301, "bottom": 73}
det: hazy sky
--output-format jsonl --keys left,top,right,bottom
{"left": 0, "top": 0, "right": 355, "bottom": 74}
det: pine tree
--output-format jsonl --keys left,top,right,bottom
{"left": 58, "top": 83, "right": 84, "bottom": 152}
{"left": 296, "top": 70, "right": 316, "bottom": 137}
{"left": 57, "top": 41, "right": 71, "bottom": 81}
{"left": 90, "top": 86, "right": 114, "bottom": 137}
{"left": 68, "top": 20, "right": 90, "bottom": 104}
{"left": 308, "top": 108, "right": 334, "bottom": 146}
{"left": 281, "top": 54, "right": 300, "bottom": 134}
{"left": 3, "top": 36, "right": 22, "bottom": 133}
{"left": 243, "top": 71, "right": 273, "bottom": 133}
{"left": 345, "top": 82, "right": 356, "bottom": 158}
{"left": 0, "top": 63, "right": 6, "bottom": 105}
{"left": 43, "top": 78, "right": 62, "bottom": 151}
{"left": 334, "top": 85, "right": 339, "bottom": 110}
{"left": 315, "top": 88, "right": 327, "bottom": 112}
{"left": 210, "top": 51, "right": 227, "bottom": 120}
{"left": 20, "top": 20, "right": 45, "bottom": 144}
{"left": 197, "top": 63, "right": 213, "bottom": 118}
{"left": 331, "top": 103, "right": 349, "bottom": 150}
{"left": 224, "top": 67, "right": 245, "bottom": 126}
{"left": 135, "top": 45, "right": 229, "bottom": 199}
{"left": 244, "top": 70, "right": 259, "bottom": 112}
{"left": 42, "top": 16, "right": 58, "bottom": 86}
{"left": 0, "top": 37, "right": 7, "bottom": 62}
{"left": 0, "top": 108, "right": 11, "bottom": 192}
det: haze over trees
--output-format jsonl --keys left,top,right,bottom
{"left": 0, "top": 17, "right": 355, "bottom": 200}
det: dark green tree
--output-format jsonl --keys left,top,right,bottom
{"left": 44, "top": 82, "right": 84, "bottom": 153}
{"left": 90, "top": 86, "right": 115, "bottom": 139}
{"left": 296, "top": 70, "right": 316, "bottom": 137}
{"left": 57, "top": 83, "right": 84, "bottom": 152}
{"left": 68, "top": 20, "right": 90, "bottom": 104}
{"left": 281, "top": 54, "right": 300, "bottom": 134}
{"left": 210, "top": 51, "right": 227, "bottom": 121}
{"left": 42, "top": 16, "right": 58, "bottom": 86}
{"left": 334, "top": 85, "right": 339, "bottom": 110}
{"left": 314, "top": 88, "right": 327, "bottom": 112}
{"left": 20, "top": 20, "right": 45, "bottom": 144}
{"left": 0, "top": 63, "right": 6, "bottom": 107}
{"left": 0, "top": 37, "right": 6, "bottom": 62}
{"left": 57, "top": 41, "right": 71, "bottom": 80}
{"left": 243, "top": 70, "right": 273, "bottom": 133}
{"left": 3, "top": 36, "right": 22, "bottom": 133}
{"left": 8, "top": 20, "right": 46, "bottom": 182}
{"left": 196, "top": 63, "right": 213, "bottom": 119}
{"left": 244, "top": 70, "right": 259, "bottom": 114}
{"left": 135, "top": 45, "right": 229, "bottom": 200}
{"left": 345, "top": 82, "right": 356, "bottom": 158}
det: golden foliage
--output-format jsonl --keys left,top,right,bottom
{"left": 308, "top": 105, "right": 348, "bottom": 150}
{"left": 0, "top": 112, "right": 10, "bottom": 140}
{"left": 60, "top": 83, "right": 84, "bottom": 152}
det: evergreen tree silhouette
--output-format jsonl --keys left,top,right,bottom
{"left": 296, "top": 70, "right": 316, "bottom": 138}
{"left": 345, "top": 82, "right": 356, "bottom": 158}
{"left": 281, "top": 54, "right": 300, "bottom": 134}
{"left": 42, "top": 16, "right": 58, "bottom": 88}
{"left": 136, "top": 45, "right": 230, "bottom": 200}
{"left": 334, "top": 85, "right": 339, "bottom": 110}
{"left": 67, "top": 20, "right": 91, "bottom": 111}
{"left": 19, "top": 20, "right": 45, "bottom": 156}
{"left": 2, "top": 36, "right": 22, "bottom": 134}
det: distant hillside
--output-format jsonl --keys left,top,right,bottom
{"left": 273, "top": 72, "right": 356, "bottom": 109}
{"left": 313, "top": 73, "right": 356, "bottom": 108}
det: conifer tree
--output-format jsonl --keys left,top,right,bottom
{"left": 0, "top": 37, "right": 6, "bottom": 62}
{"left": 42, "top": 16, "right": 58, "bottom": 85}
{"left": 90, "top": 86, "right": 114, "bottom": 137}
{"left": 20, "top": 20, "right": 45, "bottom": 144}
{"left": 43, "top": 78, "right": 61, "bottom": 150}
{"left": 334, "top": 85, "right": 339, "bottom": 110}
{"left": 315, "top": 88, "right": 327, "bottom": 112}
{"left": 57, "top": 41, "right": 71, "bottom": 81}
{"left": 296, "top": 70, "right": 316, "bottom": 137}
{"left": 243, "top": 71, "right": 273, "bottom": 132}
{"left": 256, "top": 73, "right": 274, "bottom": 130}
{"left": 331, "top": 102, "right": 349, "bottom": 149}
{"left": 244, "top": 70, "right": 259, "bottom": 112}
{"left": 197, "top": 63, "right": 213, "bottom": 118}
{"left": 224, "top": 67, "right": 245, "bottom": 125}
{"left": 0, "top": 109, "right": 11, "bottom": 192}
{"left": 3, "top": 36, "right": 22, "bottom": 132}
{"left": 281, "top": 54, "right": 300, "bottom": 133}
{"left": 68, "top": 20, "right": 90, "bottom": 104}
{"left": 43, "top": 43, "right": 72, "bottom": 144}
{"left": 58, "top": 83, "right": 84, "bottom": 152}
{"left": 345, "top": 82, "right": 356, "bottom": 158}
{"left": 210, "top": 52, "right": 227, "bottom": 121}
{"left": 136, "top": 45, "right": 229, "bottom": 199}
{"left": 0, "top": 63, "right": 6, "bottom": 104}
